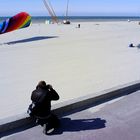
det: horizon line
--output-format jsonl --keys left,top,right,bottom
{"left": 0, "top": 15, "right": 140, "bottom": 17}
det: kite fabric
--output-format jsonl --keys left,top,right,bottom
{"left": 0, "top": 12, "right": 31, "bottom": 34}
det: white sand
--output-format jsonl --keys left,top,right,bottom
{"left": 1, "top": 21, "right": 140, "bottom": 119}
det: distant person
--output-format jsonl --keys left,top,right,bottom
{"left": 78, "top": 24, "right": 80, "bottom": 28}
{"left": 136, "top": 44, "right": 140, "bottom": 49}
{"left": 129, "top": 43, "right": 135, "bottom": 48}
{"left": 27, "top": 81, "right": 60, "bottom": 134}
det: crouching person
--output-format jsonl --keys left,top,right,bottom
{"left": 27, "top": 81, "right": 60, "bottom": 134}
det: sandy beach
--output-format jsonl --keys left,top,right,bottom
{"left": 0, "top": 21, "right": 140, "bottom": 119}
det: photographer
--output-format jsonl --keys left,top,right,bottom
{"left": 28, "top": 81, "right": 60, "bottom": 134}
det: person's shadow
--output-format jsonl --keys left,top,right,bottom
{"left": 52, "top": 117, "right": 106, "bottom": 135}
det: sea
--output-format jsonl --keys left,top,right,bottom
{"left": 0, "top": 16, "right": 140, "bottom": 23}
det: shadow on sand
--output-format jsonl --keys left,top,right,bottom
{"left": 4, "top": 36, "right": 58, "bottom": 45}
{"left": 0, "top": 117, "right": 106, "bottom": 137}
{"left": 52, "top": 117, "right": 106, "bottom": 135}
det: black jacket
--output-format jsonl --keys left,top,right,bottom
{"left": 30, "top": 86, "right": 59, "bottom": 117}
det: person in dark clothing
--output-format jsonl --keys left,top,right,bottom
{"left": 27, "top": 81, "right": 60, "bottom": 134}
{"left": 78, "top": 24, "right": 80, "bottom": 28}
{"left": 129, "top": 43, "right": 135, "bottom": 48}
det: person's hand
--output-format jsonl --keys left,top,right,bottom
{"left": 46, "top": 84, "right": 53, "bottom": 89}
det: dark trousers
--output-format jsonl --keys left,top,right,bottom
{"left": 35, "top": 113, "right": 60, "bottom": 128}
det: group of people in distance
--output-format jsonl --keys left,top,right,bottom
{"left": 129, "top": 43, "right": 140, "bottom": 48}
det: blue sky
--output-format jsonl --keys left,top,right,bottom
{"left": 0, "top": 0, "right": 140, "bottom": 16}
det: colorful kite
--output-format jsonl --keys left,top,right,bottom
{"left": 0, "top": 12, "right": 31, "bottom": 34}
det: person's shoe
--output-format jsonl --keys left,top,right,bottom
{"left": 46, "top": 128, "right": 55, "bottom": 134}
{"left": 43, "top": 124, "right": 55, "bottom": 135}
